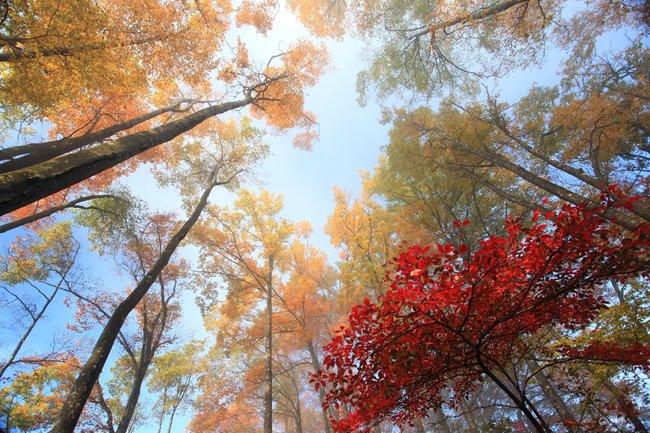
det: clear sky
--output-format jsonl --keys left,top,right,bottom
{"left": 0, "top": 1, "right": 639, "bottom": 432}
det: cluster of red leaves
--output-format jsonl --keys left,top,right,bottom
{"left": 311, "top": 199, "right": 649, "bottom": 432}
{"left": 558, "top": 342, "right": 650, "bottom": 368}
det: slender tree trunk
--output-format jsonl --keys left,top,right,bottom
{"left": 516, "top": 410, "right": 535, "bottom": 432}
{"left": 49, "top": 178, "right": 220, "bottom": 433}
{"left": 165, "top": 402, "right": 179, "bottom": 433}
{"left": 496, "top": 123, "right": 650, "bottom": 222}
{"left": 94, "top": 383, "right": 116, "bottom": 433}
{"left": 115, "top": 363, "right": 149, "bottom": 433}
{"left": 0, "top": 286, "right": 59, "bottom": 379}
{"left": 478, "top": 359, "right": 551, "bottom": 433}
{"left": 156, "top": 389, "right": 168, "bottom": 433}
{"left": 526, "top": 360, "right": 578, "bottom": 431}
{"left": 0, "top": 251, "right": 76, "bottom": 379}
{"left": 263, "top": 257, "right": 274, "bottom": 433}
{"left": 431, "top": 408, "right": 452, "bottom": 433}
{"left": 452, "top": 142, "right": 641, "bottom": 230}
{"left": 306, "top": 339, "right": 334, "bottom": 433}
{"left": 0, "top": 97, "right": 251, "bottom": 217}
{"left": 294, "top": 389, "right": 304, "bottom": 433}
{"left": 602, "top": 379, "right": 649, "bottom": 433}
{"left": 610, "top": 279, "right": 626, "bottom": 304}
{"left": 0, "top": 33, "right": 175, "bottom": 62}
{"left": 0, "top": 194, "right": 120, "bottom": 234}
{"left": 0, "top": 101, "right": 194, "bottom": 174}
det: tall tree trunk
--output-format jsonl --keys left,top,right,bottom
{"left": 294, "top": 389, "right": 304, "bottom": 433}
{"left": 263, "top": 257, "right": 274, "bottom": 433}
{"left": 0, "top": 97, "right": 251, "bottom": 217}
{"left": 115, "top": 362, "right": 149, "bottom": 433}
{"left": 411, "top": 0, "right": 529, "bottom": 38}
{"left": 0, "top": 194, "right": 120, "bottom": 234}
{"left": 0, "top": 100, "right": 194, "bottom": 174}
{"left": 0, "top": 33, "right": 176, "bottom": 63}
{"left": 450, "top": 142, "right": 642, "bottom": 230}
{"left": 494, "top": 122, "right": 650, "bottom": 222}
{"left": 526, "top": 360, "right": 578, "bottom": 431}
{"left": 156, "top": 389, "right": 168, "bottom": 433}
{"left": 306, "top": 339, "right": 334, "bottom": 433}
{"left": 49, "top": 178, "right": 220, "bottom": 433}
{"left": 165, "top": 402, "right": 179, "bottom": 433}
{"left": 478, "top": 358, "right": 551, "bottom": 433}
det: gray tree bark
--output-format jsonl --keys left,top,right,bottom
{"left": 0, "top": 97, "right": 250, "bottom": 217}
{"left": 49, "top": 177, "right": 221, "bottom": 433}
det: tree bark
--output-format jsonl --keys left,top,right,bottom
{"left": 165, "top": 402, "right": 179, "bottom": 433}
{"left": 49, "top": 178, "right": 220, "bottom": 433}
{"left": 115, "top": 362, "right": 148, "bottom": 433}
{"left": 526, "top": 360, "right": 578, "bottom": 431}
{"left": 0, "top": 100, "right": 194, "bottom": 174}
{"left": 0, "top": 97, "right": 251, "bottom": 217}
{"left": 263, "top": 257, "right": 274, "bottom": 433}
{"left": 294, "top": 389, "right": 304, "bottom": 433}
{"left": 307, "top": 339, "right": 334, "bottom": 433}
{"left": 477, "top": 358, "right": 551, "bottom": 433}
{"left": 448, "top": 140, "right": 642, "bottom": 231}
{"left": 0, "top": 33, "right": 176, "bottom": 63}
{"left": 411, "top": 0, "right": 529, "bottom": 39}
{"left": 495, "top": 122, "right": 650, "bottom": 222}
{"left": 0, "top": 194, "right": 120, "bottom": 234}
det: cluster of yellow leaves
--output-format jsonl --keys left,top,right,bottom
{"left": 1, "top": 0, "right": 230, "bottom": 115}
{"left": 235, "top": 0, "right": 277, "bottom": 35}
{"left": 1, "top": 221, "right": 76, "bottom": 284}
{"left": 286, "top": 0, "right": 347, "bottom": 38}
{"left": 552, "top": 92, "right": 648, "bottom": 163}
{"left": 325, "top": 187, "right": 400, "bottom": 311}
{"left": 250, "top": 42, "right": 329, "bottom": 150}
{"left": 0, "top": 359, "right": 80, "bottom": 431}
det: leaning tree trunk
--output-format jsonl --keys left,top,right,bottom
{"left": 0, "top": 194, "right": 120, "bottom": 234}
{"left": 0, "top": 100, "right": 194, "bottom": 174}
{"left": 452, "top": 142, "right": 643, "bottom": 231}
{"left": 49, "top": 178, "right": 220, "bottom": 433}
{"left": 494, "top": 122, "right": 650, "bottom": 223}
{"left": 0, "top": 97, "right": 251, "bottom": 217}
{"left": 526, "top": 360, "right": 578, "bottom": 431}
{"left": 263, "top": 258, "right": 274, "bottom": 433}
{"left": 306, "top": 339, "right": 334, "bottom": 433}
{"left": 115, "top": 360, "right": 149, "bottom": 433}
{"left": 0, "top": 33, "right": 174, "bottom": 62}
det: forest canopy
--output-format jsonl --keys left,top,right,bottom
{"left": 0, "top": 0, "right": 648, "bottom": 433}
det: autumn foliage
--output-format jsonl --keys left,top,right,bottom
{"left": 313, "top": 197, "right": 649, "bottom": 432}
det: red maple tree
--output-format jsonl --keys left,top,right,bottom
{"left": 312, "top": 197, "right": 649, "bottom": 433}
